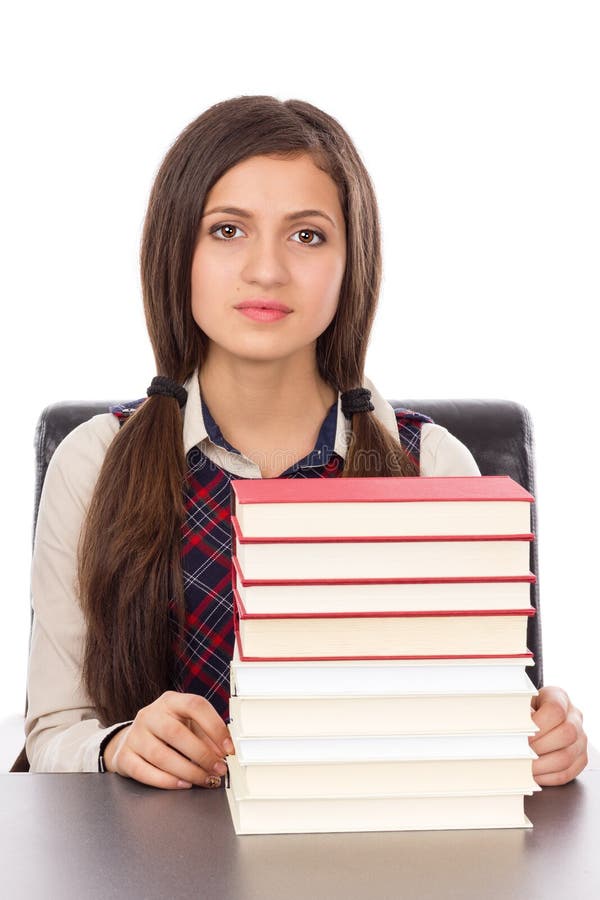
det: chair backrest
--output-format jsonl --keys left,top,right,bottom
{"left": 10, "top": 397, "right": 542, "bottom": 773}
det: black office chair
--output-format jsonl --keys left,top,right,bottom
{"left": 9, "top": 397, "right": 543, "bottom": 773}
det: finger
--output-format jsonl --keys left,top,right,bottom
{"left": 115, "top": 748, "right": 218, "bottom": 790}
{"left": 533, "top": 746, "right": 589, "bottom": 787}
{"left": 529, "top": 709, "right": 581, "bottom": 756}
{"left": 149, "top": 712, "right": 228, "bottom": 773}
{"left": 144, "top": 701, "right": 228, "bottom": 767}
{"left": 124, "top": 731, "right": 228, "bottom": 787}
{"left": 165, "top": 692, "right": 234, "bottom": 756}
{"left": 532, "top": 685, "right": 570, "bottom": 711}
{"left": 148, "top": 716, "right": 230, "bottom": 778}
{"left": 531, "top": 732, "right": 587, "bottom": 779}
{"left": 188, "top": 716, "right": 234, "bottom": 758}
{"left": 530, "top": 687, "right": 570, "bottom": 736}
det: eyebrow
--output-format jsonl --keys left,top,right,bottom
{"left": 201, "top": 206, "right": 337, "bottom": 228}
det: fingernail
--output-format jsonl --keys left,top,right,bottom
{"left": 177, "top": 780, "right": 193, "bottom": 788}
{"left": 205, "top": 775, "right": 221, "bottom": 788}
{"left": 223, "top": 739, "right": 235, "bottom": 754}
{"left": 213, "top": 760, "right": 228, "bottom": 775}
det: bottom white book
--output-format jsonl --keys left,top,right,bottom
{"left": 225, "top": 783, "right": 534, "bottom": 834}
{"left": 225, "top": 749, "right": 539, "bottom": 798}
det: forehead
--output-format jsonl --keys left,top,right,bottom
{"left": 205, "top": 154, "right": 343, "bottom": 221}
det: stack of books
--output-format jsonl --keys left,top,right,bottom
{"left": 224, "top": 475, "right": 541, "bottom": 835}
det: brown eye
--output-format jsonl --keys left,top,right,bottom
{"left": 293, "top": 228, "right": 326, "bottom": 246}
{"left": 210, "top": 223, "right": 241, "bottom": 240}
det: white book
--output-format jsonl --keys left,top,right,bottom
{"left": 230, "top": 643, "right": 536, "bottom": 697}
{"left": 228, "top": 723, "right": 539, "bottom": 765}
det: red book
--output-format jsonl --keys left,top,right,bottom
{"left": 231, "top": 552, "right": 536, "bottom": 615}
{"left": 230, "top": 475, "right": 534, "bottom": 539}
{"left": 232, "top": 588, "right": 534, "bottom": 662}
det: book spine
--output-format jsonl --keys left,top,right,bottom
{"left": 235, "top": 532, "right": 535, "bottom": 545}
{"left": 234, "top": 597, "right": 536, "bottom": 621}
{"left": 236, "top": 572, "right": 537, "bottom": 587}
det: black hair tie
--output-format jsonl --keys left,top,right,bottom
{"left": 147, "top": 375, "right": 188, "bottom": 409}
{"left": 341, "top": 387, "right": 375, "bottom": 419}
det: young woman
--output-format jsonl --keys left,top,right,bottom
{"left": 23, "top": 95, "right": 587, "bottom": 790}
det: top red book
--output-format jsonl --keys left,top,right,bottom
{"left": 230, "top": 475, "right": 534, "bottom": 538}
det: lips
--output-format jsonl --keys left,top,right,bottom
{"left": 235, "top": 299, "right": 292, "bottom": 313}
{"left": 236, "top": 307, "right": 290, "bottom": 322}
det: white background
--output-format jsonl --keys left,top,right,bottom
{"left": 1, "top": 1, "right": 598, "bottom": 767}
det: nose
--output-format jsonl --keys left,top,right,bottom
{"left": 241, "top": 233, "right": 289, "bottom": 285}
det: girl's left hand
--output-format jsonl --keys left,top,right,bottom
{"left": 529, "top": 685, "right": 588, "bottom": 786}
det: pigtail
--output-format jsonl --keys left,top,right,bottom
{"left": 341, "top": 407, "right": 419, "bottom": 478}
{"left": 77, "top": 391, "right": 188, "bottom": 725}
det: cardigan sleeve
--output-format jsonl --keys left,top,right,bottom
{"left": 419, "top": 423, "right": 481, "bottom": 476}
{"left": 25, "top": 412, "right": 134, "bottom": 772}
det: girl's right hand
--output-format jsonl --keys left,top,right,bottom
{"left": 102, "top": 691, "right": 235, "bottom": 790}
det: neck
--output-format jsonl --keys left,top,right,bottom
{"left": 198, "top": 348, "right": 337, "bottom": 438}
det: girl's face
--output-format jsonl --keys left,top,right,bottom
{"left": 191, "top": 153, "right": 347, "bottom": 367}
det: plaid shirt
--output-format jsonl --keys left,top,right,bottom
{"left": 109, "top": 393, "right": 433, "bottom": 723}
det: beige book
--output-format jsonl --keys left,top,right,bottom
{"left": 228, "top": 692, "right": 539, "bottom": 737}
{"left": 225, "top": 750, "right": 540, "bottom": 799}
{"left": 225, "top": 783, "right": 535, "bottom": 834}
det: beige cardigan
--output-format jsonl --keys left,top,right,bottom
{"left": 25, "top": 371, "right": 481, "bottom": 772}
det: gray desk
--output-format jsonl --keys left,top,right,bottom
{"left": 2, "top": 757, "right": 600, "bottom": 899}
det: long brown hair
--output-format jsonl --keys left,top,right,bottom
{"left": 77, "top": 95, "right": 419, "bottom": 726}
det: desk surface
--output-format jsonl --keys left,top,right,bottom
{"left": 2, "top": 762, "right": 599, "bottom": 899}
